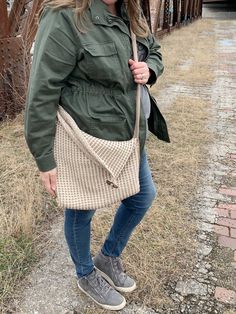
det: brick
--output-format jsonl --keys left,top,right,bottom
{"left": 218, "top": 236, "right": 236, "bottom": 250}
{"left": 221, "top": 108, "right": 233, "bottom": 112}
{"left": 214, "top": 225, "right": 229, "bottom": 236}
{"left": 217, "top": 203, "right": 236, "bottom": 211}
{"left": 229, "top": 153, "right": 236, "bottom": 160}
{"left": 216, "top": 218, "right": 236, "bottom": 228}
{"left": 231, "top": 210, "right": 236, "bottom": 219}
{"left": 214, "top": 207, "right": 229, "bottom": 217}
{"left": 230, "top": 228, "right": 236, "bottom": 238}
{"left": 214, "top": 287, "right": 236, "bottom": 305}
{"left": 219, "top": 187, "right": 236, "bottom": 197}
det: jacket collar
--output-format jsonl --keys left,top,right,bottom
{"left": 89, "top": 0, "right": 128, "bottom": 25}
{"left": 88, "top": 0, "right": 148, "bottom": 48}
{"left": 89, "top": 0, "right": 114, "bottom": 25}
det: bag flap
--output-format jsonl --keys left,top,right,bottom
{"left": 57, "top": 106, "right": 138, "bottom": 179}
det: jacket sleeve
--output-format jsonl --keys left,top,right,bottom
{"left": 146, "top": 33, "right": 164, "bottom": 86}
{"left": 24, "top": 7, "right": 78, "bottom": 172}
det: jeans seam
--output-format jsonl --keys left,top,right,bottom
{"left": 73, "top": 211, "right": 84, "bottom": 275}
{"left": 109, "top": 212, "right": 136, "bottom": 255}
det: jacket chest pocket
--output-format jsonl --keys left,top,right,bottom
{"left": 82, "top": 42, "right": 120, "bottom": 82}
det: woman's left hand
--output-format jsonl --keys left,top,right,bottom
{"left": 128, "top": 59, "right": 150, "bottom": 85}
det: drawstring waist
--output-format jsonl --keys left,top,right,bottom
{"left": 67, "top": 80, "right": 137, "bottom": 97}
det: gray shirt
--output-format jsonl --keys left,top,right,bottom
{"left": 137, "top": 42, "right": 151, "bottom": 140}
{"left": 137, "top": 42, "right": 151, "bottom": 119}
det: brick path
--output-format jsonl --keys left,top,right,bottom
{"left": 199, "top": 20, "right": 236, "bottom": 305}
{"left": 153, "top": 17, "right": 236, "bottom": 311}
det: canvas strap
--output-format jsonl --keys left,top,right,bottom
{"left": 130, "top": 28, "right": 141, "bottom": 140}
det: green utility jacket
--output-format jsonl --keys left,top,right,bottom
{"left": 24, "top": 0, "right": 170, "bottom": 172}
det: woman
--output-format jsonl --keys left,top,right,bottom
{"left": 24, "top": 0, "right": 166, "bottom": 310}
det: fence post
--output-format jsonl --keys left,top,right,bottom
{"left": 163, "top": 0, "right": 170, "bottom": 31}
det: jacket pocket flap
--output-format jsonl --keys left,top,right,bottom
{"left": 84, "top": 42, "right": 117, "bottom": 57}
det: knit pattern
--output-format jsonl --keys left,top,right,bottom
{"left": 54, "top": 106, "right": 140, "bottom": 210}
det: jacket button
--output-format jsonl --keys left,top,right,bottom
{"left": 95, "top": 16, "right": 100, "bottom": 20}
{"left": 107, "top": 18, "right": 112, "bottom": 24}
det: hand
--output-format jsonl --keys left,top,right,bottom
{"left": 40, "top": 168, "right": 57, "bottom": 198}
{"left": 128, "top": 59, "right": 151, "bottom": 85}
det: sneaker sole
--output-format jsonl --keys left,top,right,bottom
{"left": 77, "top": 281, "right": 126, "bottom": 311}
{"left": 94, "top": 266, "right": 137, "bottom": 293}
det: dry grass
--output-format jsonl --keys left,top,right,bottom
{"left": 155, "top": 19, "right": 216, "bottom": 91}
{"left": 0, "top": 114, "right": 59, "bottom": 238}
{"left": 0, "top": 114, "right": 59, "bottom": 308}
{"left": 0, "top": 17, "right": 217, "bottom": 311}
{"left": 0, "top": 235, "right": 37, "bottom": 305}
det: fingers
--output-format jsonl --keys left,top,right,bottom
{"left": 128, "top": 59, "right": 150, "bottom": 85}
{"left": 128, "top": 59, "right": 135, "bottom": 66}
{"left": 128, "top": 59, "right": 146, "bottom": 70}
{"left": 134, "top": 74, "right": 148, "bottom": 84}
{"left": 50, "top": 171, "right": 57, "bottom": 197}
{"left": 40, "top": 168, "right": 57, "bottom": 198}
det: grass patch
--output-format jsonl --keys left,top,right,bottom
{"left": 0, "top": 235, "right": 37, "bottom": 306}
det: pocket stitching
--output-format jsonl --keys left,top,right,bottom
{"left": 83, "top": 42, "right": 117, "bottom": 57}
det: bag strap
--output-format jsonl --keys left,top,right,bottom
{"left": 130, "top": 29, "right": 141, "bottom": 140}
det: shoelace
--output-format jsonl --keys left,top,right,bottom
{"left": 90, "top": 270, "right": 112, "bottom": 295}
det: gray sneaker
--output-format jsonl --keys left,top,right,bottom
{"left": 93, "top": 251, "right": 137, "bottom": 293}
{"left": 77, "top": 268, "right": 126, "bottom": 311}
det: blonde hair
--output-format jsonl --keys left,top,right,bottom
{"left": 38, "top": 0, "right": 149, "bottom": 38}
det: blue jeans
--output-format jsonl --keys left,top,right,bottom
{"left": 64, "top": 150, "right": 157, "bottom": 278}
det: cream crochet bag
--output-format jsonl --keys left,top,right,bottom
{"left": 54, "top": 30, "right": 141, "bottom": 210}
